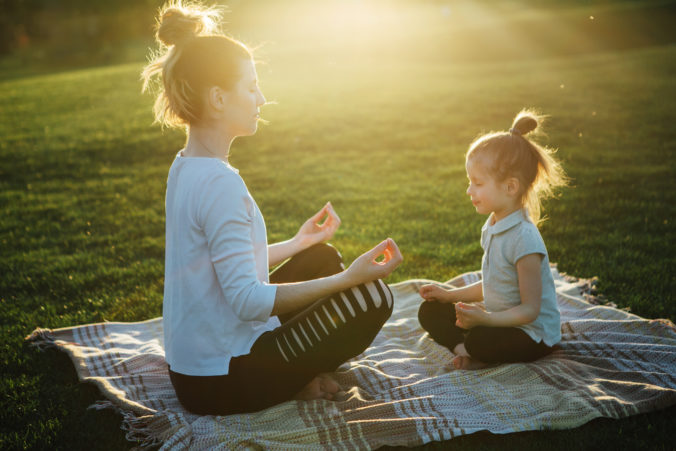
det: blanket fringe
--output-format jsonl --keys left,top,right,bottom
{"left": 24, "top": 328, "right": 57, "bottom": 350}
{"left": 88, "top": 400, "right": 166, "bottom": 449}
{"left": 558, "top": 271, "right": 627, "bottom": 311}
{"left": 89, "top": 400, "right": 189, "bottom": 450}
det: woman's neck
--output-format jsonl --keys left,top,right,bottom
{"left": 184, "top": 126, "right": 233, "bottom": 162}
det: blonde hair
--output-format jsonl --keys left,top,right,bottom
{"left": 141, "top": 1, "right": 252, "bottom": 128}
{"left": 466, "top": 109, "right": 568, "bottom": 224}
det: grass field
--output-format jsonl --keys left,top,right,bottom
{"left": 1, "top": 0, "right": 675, "bottom": 449}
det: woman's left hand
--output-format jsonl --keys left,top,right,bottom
{"left": 455, "top": 302, "right": 488, "bottom": 329}
{"left": 294, "top": 202, "right": 341, "bottom": 249}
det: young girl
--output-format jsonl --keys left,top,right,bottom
{"left": 418, "top": 110, "right": 567, "bottom": 370}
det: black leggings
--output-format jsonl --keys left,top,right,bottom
{"left": 169, "top": 243, "right": 393, "bottom": 415}
{"left": 418, "top": 300, "right": 553, "bottom": 363}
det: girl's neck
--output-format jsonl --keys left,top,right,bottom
{"left": 490, "top": 205, "right": 522, "bottom": 225}
{"left": 184, "top": 126, "right": 234, "bottom": 162}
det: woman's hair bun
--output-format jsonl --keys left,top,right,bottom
{"left": 510, "top": 109, "right": 541, "bottom": 136}
{"left": 156, "top": 1, "right": 221, "bottom": 47}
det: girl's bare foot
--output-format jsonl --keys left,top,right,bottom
{"left": 452, "top": 354, "right": 489, "bottom": 370}
{"left": 294, "top": 374, "right": 340, "bottom": 401}
{"left": 452, "top": 343, "right": 489, "bottom": 370}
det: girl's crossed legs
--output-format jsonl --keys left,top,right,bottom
{"left": 418, "top": 300, "right": 553, "bottom": 369}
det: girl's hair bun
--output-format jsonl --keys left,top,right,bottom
{"left": 510, "top": 109, "right": 541, "bottom": 136}
{"left": 156, "top": 1, "right": 221, "bottom": 47}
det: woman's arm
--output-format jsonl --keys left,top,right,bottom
{"left": 420, "top": 280, "right": 483, "bottom": 303}
{"left": 268, "top": 202, "right": 340, "bottom": 267}
{"left": 271, "top": 238, "right": 402, "bottom": 316}
{"left": 455, "top": 253, "right": 542, "bottom": 328}
{"left": 268, "top": 238, "right": 304, "bottom": 268}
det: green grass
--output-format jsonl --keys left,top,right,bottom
{"left": 2, "top": 0, "right": 675, "bottom": 449}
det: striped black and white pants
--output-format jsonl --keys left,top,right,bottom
{"left": 169, "top": 243, "right": 393, "bottom": 415}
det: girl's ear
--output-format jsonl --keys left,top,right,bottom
{"left": 506, "top": 177, "right": 520, "bottom": 196}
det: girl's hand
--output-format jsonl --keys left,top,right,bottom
{"left": 294, "top": 202, "right": 341, "bottom": 249}
{"left": 345, "top": 238, "right": 403, "bottom": 285}
{"left": 419, "top": 284, "right": 450, "bottom": 302}
{"left": 455, "top": 302, "right": 487, "bottom": 329}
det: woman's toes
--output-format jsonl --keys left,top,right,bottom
{"left": 319, "top": 374, "right": 340, "bottom": 395}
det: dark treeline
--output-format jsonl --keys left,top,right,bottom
{"left": 0, "top": 0, "right": 161, "bottom": 55}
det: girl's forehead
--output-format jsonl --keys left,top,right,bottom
{"left": 466, "top": 155, "right": 491, "bottom": 175}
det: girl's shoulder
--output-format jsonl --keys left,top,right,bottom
{"left": 511, "top": 220, "right": 548, "bottom": 261}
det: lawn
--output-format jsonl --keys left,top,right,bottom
{"left": 1, "top": 0, "right": 675, "bottom": 449}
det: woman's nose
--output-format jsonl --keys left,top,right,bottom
{"left": 257, "top": 89, "right": 266, "bottom": 107}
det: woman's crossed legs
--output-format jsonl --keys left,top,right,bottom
{"left": 170, "top": 243, "right": 393, "bottom": 415}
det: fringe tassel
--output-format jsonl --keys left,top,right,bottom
{"left": 88, "top": 400, "right": 185, "bottom": 450}
{"left": 122, "top": 412, "right": 164, "bottom": 451}
{"left": 24, "top": 328, "right": 56, "bottom": 350}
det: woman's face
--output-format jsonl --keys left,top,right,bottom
{"left": 220, "top": 58, "right": 266, "bottom": 138}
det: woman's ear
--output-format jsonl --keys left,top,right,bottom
{"left": 207, "top": 86, "right": 228, "bottom": 114}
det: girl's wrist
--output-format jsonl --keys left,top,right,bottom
{"left": 444, "top": 288, "right": 458, "bottom": 303}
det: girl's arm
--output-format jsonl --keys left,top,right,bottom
{"left": 268, "top": 202, "right": 340, "bottom": 267}
{"left": 271, "top": 238, "right": 402, "bottom": 316}
{"left": 420, "top": 280, "right": 483, "bottom": 303}
{"left": 456, "top": 254, "right": 542, "bottom": 328}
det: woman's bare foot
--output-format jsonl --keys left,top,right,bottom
{"left": 452, "top": 343, "right": 489, "bottom": 370}
{"left": 294, "top": 374, "right": 340, "bottom": 401}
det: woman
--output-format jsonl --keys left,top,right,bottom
{"left": 142, "top": 2, "right": 403, "bottom": 416}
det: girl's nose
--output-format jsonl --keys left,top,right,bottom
{"left": 257, "top": 89, "right": 266, "bottom": 107}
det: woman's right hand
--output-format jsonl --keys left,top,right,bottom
{"left": 345, "top": 238, "right": 403, "bottom": 285}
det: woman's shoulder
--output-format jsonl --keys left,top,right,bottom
{"left": 172, "top": 156, "right": 245, "bottom": 188}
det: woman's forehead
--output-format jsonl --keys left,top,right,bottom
{"left": 240, "top": 59, "right": 257, "bottom": 81}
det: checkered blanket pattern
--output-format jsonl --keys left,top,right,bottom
{"left": 26, "top": 269, "right": 676, "bottom": 449}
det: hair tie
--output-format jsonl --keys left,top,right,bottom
{"left": 509, "top": 127, "right": 521, "bottom": 136}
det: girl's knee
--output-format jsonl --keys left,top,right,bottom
{"left": 417, "top": 300, "right": 450, "bottom": 331}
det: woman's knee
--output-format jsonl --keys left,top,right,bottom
{"left": 302, "top": 243, "right": 344, "bottom": 274}
{"left": 368, "top": 279, "right": 394, "bottom": 319}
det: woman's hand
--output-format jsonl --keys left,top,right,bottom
{"left": 419, "top": 284, "right": 451, "bottom": 302}
{"left": 455, "top": 302, "right": 487, "bottom": 329}
{"left": 293, "top": 202, "right": 341, "bottom": 250}
{"left": 345, "top": 238, "right": 403, "bottom": 285}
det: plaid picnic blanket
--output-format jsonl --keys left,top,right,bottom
{"left": 26, "top": 268, "right": 676, "bottom": 449}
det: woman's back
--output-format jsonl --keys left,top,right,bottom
{"left": 163, "top": 153, "right": 278, "bottom": 377}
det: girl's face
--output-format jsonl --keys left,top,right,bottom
{"left": 219, "top": 58, "right": 266, "bottom": 138}
{"left": 465, "top": 156, "right": 515, "bottom": 221}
